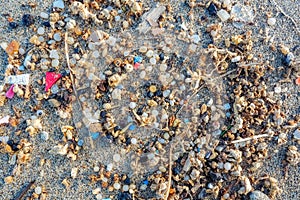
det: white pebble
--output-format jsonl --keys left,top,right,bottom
{"left": 274, "top": 86, "right": 281, "bottom": 93}
{"left": 191, "top": 34, "right": 200, "bottom": 44}
{"left": 92, "top": 51, "right": 100, "bottom": 58}
{"left": 163, "top": 133, "right": 170, "bottom": 140}
{"left": 113, "top": 154, "right": 121, "bottom": 162}
{"left": 49, "top": 50, "right": 59, "bottom": 59}
{"left": 115, "top": 16, "right": 121, "bottom": 21}
{"left": 267, "top": 17, "right": 276, "bottom": 26}
{"left": 40, "top": 12, "right": 49, "bottom": 19}
{"left": 38, "top": 36, "right": 45, "bottom": 43}
{"left": 146, "top": 66, "right": 153, "bottom": 72}
{"left": 131, "top": 138, "right": 137, "bottom": 145}
{"left": 51, "top": 59, "right": 59, "bottom": 67}
{"left": 149, "top": 57, "right": 156, "bottom": 65}
{"left": 122, "top": 185, "right": 129, "bottom": 191}
{"left": 93, "top": 166, "right": 100, "bottom": 172}
{"left": 163, "top": 90, "right": 171, "bottom": 97}
{"left": 146, "top": 50, "right": 154, "bottom": 58}
{"left": 113, "top": 182, "right": 121, "bottom": 190}
{"left": 151, "top": 109, "right": 159, "bottom": 116}
{"left": 123, "top": 51, "right": 130, "bottom": 56}
{"left": 66, "top": 37, "right": 74, "bottom": 45}
{"left": 40, "top": 131, "right": 49, "bottom": 141}
{"left": 160, "top": 64, "right": 167, "bottom": 72}
{"left": 37, "top": 27, "right": 45, "bottom": 35}
{"left": 224, "top": 162, "right": 232, "bottom": 170}
{"left": 95, "top": 194, "right": 102, "bottom": 200}
{"left": 180, "top": 85, "right": 186, "bottom": 91}
{"left": 53, "top": 33, "right": 62, "bottom": 41}
{"left": 231, "top": 56, "right": 241, "bottom": 62}
{"left": 112, "top": 88, "right": 122, "bottom": 100}
{"left": 139, "top": 46, "right": 147, "bottom": 53}
{"left": 107, "top": 163, "right": 113, "bottom": 171}
{"left": 223, "top": 0, "right": 231, "bottom": 8}
{"left": 53, "top": 0, "right": 65, "bottom": 9}
{"left": 161, "top": 114, "right": 168, "bottom": 121}
{"left": 129, "top": 102, "right": 137, "bottom": 109}
{"left": 139, "top": 70, "right": 146, "bottom": 79}
{"left": 35, "top": 186, "right": 42, "bottom": 195}
{"left": 217, "top": 9, "right": 231, "bottom": 22}
{"left": 71, "top": 167, "right": 78, "bottom": 179}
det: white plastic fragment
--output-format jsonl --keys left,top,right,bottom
{"left": 53, "top": 0, "right": 65, "bottom": 9}
{"left": 217, "top": 9, "right": 231, "bottom": 22}
{"left": 71, "top": 167, "right": 78, "bottom": 179}
{"left": 267, "top": 17, "right": 276, "bottom": 26}
{"left": 5, "top": 74, "right": 30, "bottom": 85}
{"left": 0, "top": 116, "right": 10, "bottom": 125}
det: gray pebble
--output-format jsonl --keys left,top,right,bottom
{"left": 249, "top": 191, "right": 270, "bottom": 200}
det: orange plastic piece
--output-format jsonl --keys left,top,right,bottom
{"left": 6, "top": 40, "right": 20, "bottom": 56}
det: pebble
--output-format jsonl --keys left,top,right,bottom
{"left": 217, "top": 9, "right": 231, "bottom": 22}
{"left": 107, "top": 36, "right": 117, "bottom": 46}
{"left": 129, "top": 102, "right": 137, "bottom": 109}
{"left": 66, "top": 37, "right": 75, "bottom": 45}
{"left": 223, "top": 103, "right": 231, "bottom": 110}
{"left": 92, "top": 51, "right": 100, "bottom": 58}
{"left": 113, "top": 154, "right": 121, "bottom": 162}
{"left": 93, "top": 166, "right": 100, "bottom": 172}
{"left": 159, "top": 64, "right": 167, "bottom": 72}
{"left": 191, "top": 34, "right": 200, "bottom": 44}
{"left": 267, "top": 17, "right": 276, "bottom": 26}
{"left": 293, "top": 129, "right": 300, "bottom": 140}
{"left": 35, "top": 186, "right": 42, "bottom": 195}
{"left": 249, "top": 191, "right": 270, "bottom": 200}
{"left": 53, "top": 33, "right": 62, "bottom": 41}
{"left": 112, "top": 88, "right": 122, "bottom": 100}
{"left": 22, "top": 14, "right": 35, "bottom": 26}
{"left": 146, "top": 66, "right": 153, "bottom": 72}
{"left": 49, "top": 50, "right": 59, "bottom": 59}
{"left": 207, "top": 2, "right": 217, "bottom": 15}
{"left": 77, "top": 139, "right": 84, "bottom": 146}
{"left": 139, "top": 46, "right": 147, "bottom": 53}
{"left": 139, "top": 71, "right": 146, "bottom": 79}
{"left": 113, "top": 182, "right": 121, "bottom": 190}
{"left": 53, "top": 0, "right": 65, "bottom": 9}
{"left": 274, "top": 86, "right": 281, "bottom": 94}
{"left": 51, "top": 84, "right": 59, "bottom": 94}
{"left": 37, "top": 27, "right": 45, "bottom": 35}
{"left": 163, "top": 90, "right": 171, "bottom": 97}
{"left": 107, "top": 163, "right": 113, "bottom": 171}
{"left": 231, "top": 56, "right": 241, "bottom": 62}
{"left": 95, "top": 194, "right": 103, "bottom": 200}
{"left": 71, "top": 167, "right": 78, "bottom": 179}
{"left": 131, "top": 138, "right": 137, "bottom": 145}
{"left": 149, "top": 57, "right": 156, "bottom": 65}
{"left": 40, "top": 131, "right": 49, "bottom": 141}
{"left": 161, "top": 114, "right": 168, "bottom": 121}
{"left": 38, "top": 36, "right": 45, "bottom": 43}
{"left": 40, "top": 12, "right": 49, "bottom": 19}
{"left": 151, "top": 109, "right": 159, "bottom": 116}
{"left": 146, "top": 50, "right": 154, "bottom": 58}
{"left": 163, "top": 132, "right": 170, "bottom": 140}
{"left": 128, "top": 124, "right": 136, "bottom": 131}
{"left": 224, "top": 162, "right": 232, "bottom": 170}
{"left": 115, "top": 16, "right": 121, "bottom": 21}
{"left": 122, "top": 185, "right": 129, "bottom": 191}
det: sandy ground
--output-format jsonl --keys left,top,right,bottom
{"left": 0, "top": 0, "right": 299, "bottom": 200}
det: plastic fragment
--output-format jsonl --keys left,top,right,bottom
{"left": 6, "top": 85, "right": 15, "bottom": 99}
{"left": 295, "top": 77, "right": 300, "bottom": 85}
{"left": 6, "top": 74, "right": 30, "bottom": 85}
{"left": 134, "top": 56, "right": 143, "bottom": 64}
{"left": 91, "top": 132, "right": 100, "bottom": 140}
{"left": 5, "top": 40, "right": 19, "bottom": 56}
{"left": 134, "top": 63, "right": 140, "bottom": 70}
{"left": 45, "top": 72, "right": 62, "bottom": 91}
{"left": 0, "top": 115, "right": 10, "bottom": 124}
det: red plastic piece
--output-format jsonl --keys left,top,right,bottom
{"left": 134, "top": 63, "right": 140, "bottom": 70}
{"left": 5, "top": 85, "right": 15, "bottom": 99}
{"left": 45, "top": 72, "right": 62, "bottom": 91}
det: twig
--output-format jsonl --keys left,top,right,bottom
{"left": 13, "top": 180, "right": 35, "bottom": 200}
{"left": 231, "top": 134, "right": 270, "bottom": 144}
{"left": 271, "top": 0, "right": 300, "bottom": 35}
{"left": 164, "top": 143, "right": 173, "bottom": 200}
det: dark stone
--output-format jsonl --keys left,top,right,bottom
{"left": 42, "top": 21, "right": 51, "bottom": 27}
{"left": 117, "top": 192, "right": 132, "bottom": 200}
{"left": 124, "top": 177, "right": 131, "bottom": 185}
{"left": 114, "top": 126, "right": 122, "bottom": 132}
{"left": 154, "top": 89, "right": 163, "bottom": 97}
{"left": 100, "top": 111, "right": 107, "bottom": 118}
{"left": 8, "top": 22, "right": 18, "bottom": 29}
{"left": 147, "top": 91, "right": 154, "bottom": 98}
{"left": 159, "top": 53, "right": 164, "bottom": 61}
{"left": 22, "top": 14, "right": 35, "bottom": 26}
{"left": 207, "top": 3, "right": 217, "bottom": 15}
{"left": 7, "top": 140, "right": 14, "bottom": 146}
{"left": 137, "top": 106, "right": 144, "bottom": 115}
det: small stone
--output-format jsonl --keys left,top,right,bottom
{"left": 274, "top": 86, "right": 281, "bottom": 94}
{"left": 146, "top": 50, "right": 154, "bottom": 58}
{"left": 131, "top": 138, "right": 137, "bottom": 145}
{"left": 94, "top": 166, "right": 100, "bottom": 172}
{"left": 51, "top": 84, "right": 59, "bottom": 94}
{"left": 217, "top": 9, "right": 231, "bottom": 22}
{"left": 107, "top": 36, "right": 117, "bottom": 46}
{"left": 293, "top": 129, "right": 300, "bottom": 140}
{"left": 122, "top": 185, "right": 129, "bottom": 191}
{"left": 8, "top": 22, "right": 18, "bottom": 29}
{"left": 159, "top": 64, "right": 167, "bottom": 72}
{"left": 95, "top": 194, "right": 102, "bottom": 200}
{"left": 149, "top": 85, "right": 157, "bottom": 93}
{"left": 129, "top": 102, "right": 137, "bottom": 109}
{"left": 163, "top": 90, "right": 171, "bottom": 97}
{"left": 113, "top": 182, "right": 121, "bottom": 190}
{"left": 53, "top": 33, "right": 62, "bottom": 41}
{"left": 48, "top": 99, "right": 61, "bottom": 107}
{"left": 163, "top": 132, "right": 170, "bottom": 140}
{"left": 115, "top": 16, "right": 121, "bottom": 21}
{"left": 112, "top": 88, "right": 122, "bottom": 100}
{"left": 139, "top": 71, "right": 146, "bottom": 79}
{"left": 40, "top": 131, "right": 49, "bottom": 141}
{"left": 53, "top": 0, "right": 65, "bottom": 9}
{"left": 71, "top": 167, "right": 78, "bottom": 179}
{"left": 35, "top": 186, "right": 42, "bottom": 195}
{"left": 107, "top": 163, "right": 113, "bottom": 171}
{"left": 191, "top": 34, "right": 200, "bottom": 44}
{"left": 231, "top": 56, "right": 241, "bottom": 62}
{"left": 49, "top": 50, "right": 59, "bottom": 59}
{"left": 267, "top": 17, "right": 276, "bottom": 26}
{"left": 139, "top": 46, "right": 147, "bottom": 53}
{"left": 249, "top": 191, "right": 270, "bottom": 200}
{"left": 113, "top": 154, "right": 121, "bottom": 162}
{"left": 40, "top": 12, "right": 49, "bottom": 19}
{"left": 149, "top": 57, "right": 156, "bottom": 65}
{"left": 22, "top": 14, "right": 35, "bottom": 26}
{"left": 51, "top": 59, "right": 59, "bottom": 67}
{"left": 207, "top": 3, "right": 217, "bottom": 15}
{"left": 93, "top": 188, "right": 101, "bottom": 195}
{"left": 224, "top": 162, "right": 232, "bottom": 170}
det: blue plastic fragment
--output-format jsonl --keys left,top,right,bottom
{"left": 129, "top": 124, "right": 136, "bottom": 131}
{"left": 183, "top": 118, "right": 190, "bottom": 123}
{"left": 91, "top": 132, "right": 100, "bottom": 140}
{"left": 134, "top": 56, "right": 143, "bottom": 63}
{"left": 18, "top": 65, "right": 25, "bottom": 71}
{"left": 77, "top": 139, "right": 84, "bottom": 146}
{"left": 226, "top": 112, "right": 231, "bottom": 117}
{"left": 142, "top": 180, "right": 149, "bottom": 185}
{"left": 223, "top": 103, "right": 231, "bottom": 110}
